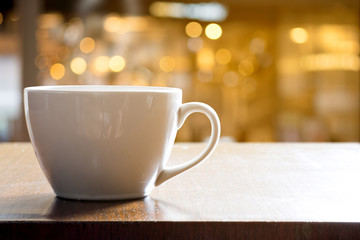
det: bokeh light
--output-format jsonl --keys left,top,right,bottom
{"left": 63, "top": 18, "right": 84, "bottom": 45}
{"left": 109, "top": 55, "right": 126, "bottom": 72}
{"left": 238, "top": 59, "right": 255, "bottom": 76}
{"left": 123, "top": 17, "right": 148, "bottom": 32}
{"left": 159, "top": 56, "right": 176, "bottom": 72}
{"left": 149, "top": 2, "right": 169, "bottom": 18}
{"left": 300, "top": 53, "right": 359, "bottom": 71}
{"left": 50, "top": 63, "right": 65, "bottom": 80}
{"left": 197, "top": 48, "right": 215, "bottom": 70}
{"left": 185, "top": 22, "right": 202, "bottom": 38}
{"left": 149, "top": 1, "right": 227, "bottom": 22}
{"left": 0, "top": 13, "right": 3, "bottom": 25}
{"left": 70, "top": 57, "right": 87, "bottom": 75}
{"left": 37, "top": 13, "right": 63, "bottom": 29}
{"left": 79, "top": 37, "right": 95, "bottom": 54}
{"left": 9, "top": 12, "right": 19, "bottom": 21}
{"left": 223, "top": 71, "right": 239, "bottom": 87}
{"left": 21, "top": 3, "right": 360, "bottom": 144}
{"left": 205, "top": 23, "right": 222, "bottom": 40}
{"left": 249, "top": 37, "right": 266, "bottom": 54}
{"left": 215, "top": 48, "right": 232, "bottom": 65}
{"left": 289, "top": 27, "right": 308, "bottom": 44}
{"left": 104, "top": 14, "right": 122, "bottom": 32}
{"left": 34, "top": 54, "right": 50, "bottom": 69}
{"left": 94, "top": 56, "right": 110, "bottom": 73}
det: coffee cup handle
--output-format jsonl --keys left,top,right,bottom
{"left": 155, "top": 102, "right": 221, "bottom": 186}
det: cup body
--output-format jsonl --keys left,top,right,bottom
{"left": 25, "top": 85, "right": 182, "bottom": 200}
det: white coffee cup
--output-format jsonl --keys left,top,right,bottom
{"left": 24, "top": 85, "right": 220, "bottom": 200}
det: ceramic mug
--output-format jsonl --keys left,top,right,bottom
{"left": 24, "top": 85, "right": 220, "bottom": 200}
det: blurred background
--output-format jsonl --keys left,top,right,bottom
{"left": 0, "top": 0, "right": 359, "bottom": 142}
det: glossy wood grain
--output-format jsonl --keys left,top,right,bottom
{"left": 1, "top": 143, "right": 360, "bottom": 239}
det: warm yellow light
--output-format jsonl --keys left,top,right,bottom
{"left": 159, "top": 56, "right": 176, "bottom": 72}
{"left": 289, "top": 27, "right": 308, "bottom": 44}
{"left": 70, "top": 57, "right": 87, "bottom": 75}
{"left": 0, "top": 13, "right": 3, "bottom": 25}
{"left": 249, "top": 37, "right": 266, "bottom": 54}
{"left": 197, "top": 48, "right": 215, "bottom": 70}
{"left": 205, "top": 23, "right": 222, "bottom": 40}
{"left": 318, "top": 25, "right": 359, "bottom": 54}
{"left": 238, "top": 60, "right": 255, "bottom": 76}
{"left": 215, "top": 48, "right": 231, "bottom": 65}
{"left": 9, "top": 12, "right": 19, "bottom": 21}
{"left": 185, "top": 22, "right": 202, "bottom": 38}
{"left": 149, "top": 1, "right": 228, "bottom": 22}
{"left": 109, "top": 56, "right": 126, "bottom": 72}
{"left": 104, "top": 14, "right": 122, "bottom": 32}
{"left": 300, "top": 54, "right": 359, "bottom": 71}
{"left": 94, "top": 56, "right": 110, "bottom": 73}
{"left": 37, "top": 13, "right": 64, "bottom": 29}
{"left": 79, "top": 37, "right": 95, "bottom": 54}
{"left": 149, "top": 2, "right": 169, "bottom": 18}
{"left": 50, "top": 63, "right": 65, "bottom": 80}
{"left": 124, "top": 16, "right": 148, "bottom": 32}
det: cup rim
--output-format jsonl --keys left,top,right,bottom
{"left": 24, "top": 85, "right": 182, "bottom": 93}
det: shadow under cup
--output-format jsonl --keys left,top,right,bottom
{"left": 24, "top": 85, "right": 220, "bottom": 200}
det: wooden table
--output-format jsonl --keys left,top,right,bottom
{"left": 1, "top": 143, "right": 360, "bottom": 239}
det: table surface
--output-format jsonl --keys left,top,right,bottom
{"left": 1, "top": 142, "right": 360, "bottom": 239}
